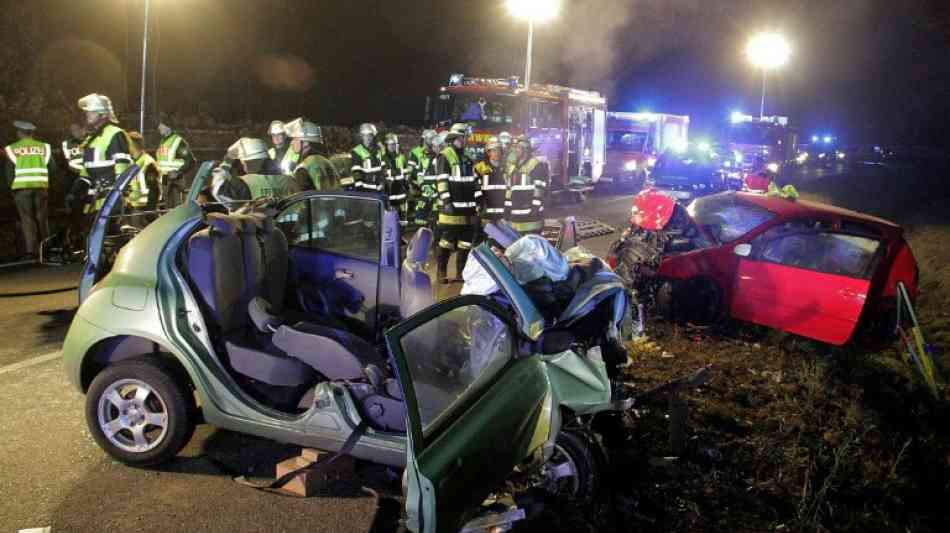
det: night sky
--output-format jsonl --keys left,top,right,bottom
{"left": 4, "top": 0, "right": 950, "bottom": 144}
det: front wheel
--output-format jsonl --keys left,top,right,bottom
{"left": 536, "top": 431, "right": 599, "bottom": 505}
{"left": 85, "top": 358, "right": 196, "bottom": 467}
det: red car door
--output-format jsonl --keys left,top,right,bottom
{"left": 731, "top": 228, "right": 883, "bottom": 345}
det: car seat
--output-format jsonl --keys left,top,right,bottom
{"left": 400, "top": 227, "right": 434, "bottom": 318}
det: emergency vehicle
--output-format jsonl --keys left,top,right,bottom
{"left": 426, "top": 75, "right": 607, "bottom": 197}
{"left": 604, "top": 111, "right": 690, "bottom": 188}
{"left": 725, "top": 112, "right": 798, "bottom": 174}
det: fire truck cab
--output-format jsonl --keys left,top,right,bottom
{"left": 604, "top": 112, "right": 690, "bottom": 189}
{"left": 726, "top": 112, "right": 799, "bottom": 174}
{"left": 427, "top": 75, "right": 607, "bottom": 200}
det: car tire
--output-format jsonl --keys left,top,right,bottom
{"left": 85, "top": 357, "right": 196, "bottom": 467}
{"left": 539, "top": 430, "right": 599, "bottom": 505}
{"left": 684, "top": 277, "right": 724, "bottom": 325}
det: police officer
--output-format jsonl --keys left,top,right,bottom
{"left": 78, "top": 94, "right": 132, "bottom": 202}
{"left": 156, "top": 121, "right": 194, "bottom": 209}
{"left": 474, "top": 137, "right": 508, "bottom": 230}
{"left": 61, "top": 123, "right": 87, "bottom": 185}
{"left": 61, "top": 123, "right": 90, "bottom": 255}
{"left": 127, "top": 131, "right": 161, "bottom": 227}
{"left": 285, "top": 118, "right": 339, "bottom": 191}
{"left": 4, "top": 121, "right": 55, "bottom": 260}
{"left": 347, "top": 123, "right": 384, "bottom": 192}
{"left": 267, "top": 120, "right": 299, "bottom": 176}
{"left": 506, "top": 135, "right": 549, "bottom": 235}
{"left": 229, "top": 137, "right": 298, "bottom": 199}
{"left": 381, "top": 133, "right": 410, "bottom": 226}
{"left": 434, "top": 123, "right": 479, "bottom": 284}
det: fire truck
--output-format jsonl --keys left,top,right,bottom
{"left": 426, "top": 75, "right": 608, "bottom": 198}
{"left": 604, "top": 112, "right": 690, "bottom": 189}
{"left": 725, "top": 112, "right": 799, "bottom": 174}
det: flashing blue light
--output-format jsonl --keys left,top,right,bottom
{"left": 730, "top": 111, "right": 745, "bottom": 124}
{"left": 811, "top": 135, "right": 819, "bottom": 143}
{"left": 449, "top": 73, "right": 464, "bottom": 85}
{"left": 823, "top": 135, "right": 833, "bottom": 144}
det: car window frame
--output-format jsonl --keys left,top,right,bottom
{"left": 277, "top": 193, "right": 383, "bottom": 263}
{"left": 749, "top": 224, "right": 886, "bottom": 280}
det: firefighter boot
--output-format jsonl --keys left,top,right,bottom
{"left": 454, "top": 250, "right": 469, "bottom": 282}
{"left": 437, "top": 248, "right": 451, "bottom": 285}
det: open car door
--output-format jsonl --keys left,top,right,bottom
{"left": 78, "top": 165, "right": 139, "bottom": 304}
{"left": 387, "top": 249, "right": 550, "bottom": 532}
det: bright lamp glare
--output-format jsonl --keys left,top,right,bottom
{"left": 746, "top": 32, "right": 792, "bottom": 70}
{"left": 506, "top": 0, "right": 561, "bottom": 22}
{"left": 730, "top": 111, "right": 745, "bottom": 124}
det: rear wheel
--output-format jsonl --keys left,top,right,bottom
{"left": 85, "top": 358, "right": 196, "bottom": 467}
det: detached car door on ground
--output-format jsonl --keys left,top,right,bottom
{"left": 731, "top": 219, "right": 882, "bottom": 345}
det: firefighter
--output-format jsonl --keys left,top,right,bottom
{"left": 267, "top": 119, "right": 299, "bottom": 176}
{"left": 230, "top": 137, "right": 298, "bottom": 199}
{"left": 474, "top": 137, "right": 508, "bottom": 230}
{"left": 127, "top": 131, "right": 161, "bottom": 227}
{"left": 434, "top": 123, "right": 479, "bottom": 284}
{"left": 78, "top": 94, "right": 132, "bottom": 200}
{"left": 413, "top": 133, "right": 445, "bottom": 229}
{"left": 407, "top": 129, "right": 436, "bottom": 221}
{"left": 506, "top": 135, "right": 548, "bottom": 235}
{"left": 4, "top": 121, "right": 56, "bottom": 260}
{"left": 346, "top": 123, "right": 384, "bottom": 192}
{"left": 381, "top": 133, "right": 410, "bottom": 226}
{"left": 156, "top": 121, "right": 195, "bottom": 209}
{"left": 207, "top": 166, "right": 251, "bottom": 211}
{"left": 286, "top": 118, "right": 339, "bottom": 191}
{"left": 498, "top": 131, "right": 513, "bottom": 165}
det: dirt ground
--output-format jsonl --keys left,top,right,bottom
{"left": 522, "top": 162, "right": 950, "bottom": 532}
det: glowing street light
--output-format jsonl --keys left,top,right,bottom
{"left": 507, "top": 0, "right": 561, "bottom": 90}
{"left": 745, "top": 32, "right": 791, "bottom": 118}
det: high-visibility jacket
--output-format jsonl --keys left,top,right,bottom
{"left": 240, "top": 173, "right": 298, "bottom": 199}
{"left": 62, "top": 137, "right": 88, "bottom": 176}
{"left": 348, "top": 143, "right": 384, "bottom": 192}
{"left": 506, "top": 157, "right": 548, "bottom": 233}
{"left": 435, "top": 146, "right": 479, "bottom": 226}
{"left": 130, "top": 153, "right": 161, "bottom": 207}
{"left": 156, "top": 132, "right": 188, "bottom": 174}
{"left": 382, "top": 152, "right": 410, "bottom": 212}
{"left": 474, "top": 160, "right": 507, "bottom": 223}
{"left": 83, "top": 123, "right": 132, "bottom": 192}
{"left": 268, "top": 144, "right": 300, "bottom": 176}
{"left": 5, "top": 138, "right": 52, "bottom": 190}
{"left": 294, "top": 153, "right": 339, "bottom": 191}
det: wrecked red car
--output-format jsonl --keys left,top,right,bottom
{"left": 607, "top": 189, "right": 919, "bottom": 345}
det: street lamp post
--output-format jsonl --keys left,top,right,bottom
{"left": 139, "top": 0, "right": 150, "bottom": 134}
{"left": 745, "top": 32, "right": 791, "bottom": 118}
{"left": 506, "top": 0, "right": 561, "bottom": 90}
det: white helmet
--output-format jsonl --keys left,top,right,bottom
{"left": 432, "top": 131, "right": 448, "bottom": 149}
{"left": 498, "top": 131, "right": 512, "bottom": 146}
{"left": 359, "top": 123, "right": 378, "bottom": 137}
{"left": 285, "top": 118, "right": 323, "bottom": 143}
{"left": 269, "top": 120, "right": 286, "bottom": 136}
{"left": 445, "top": 123, "right": 469, "bottom": 141}
{"left": 78, "top": 93, "right": 117, "bottom": 123}
{"left": 485, "top": 136, "right": 502, "bottom": 152}
{"left": 421, "top": 129, "right": 437, "bottom": 144}
{"left": 228, "top": 137, "right": 269, "bottom": 161}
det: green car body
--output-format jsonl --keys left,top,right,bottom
{"left": 64, "top": 163, "right": 618, "bottom": 532}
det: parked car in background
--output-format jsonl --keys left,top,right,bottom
{"left": 608, "top": 190, "right": 919, "bottom": 345}
{"left": 645, "top": 145, "right": 728, "bottom": 203}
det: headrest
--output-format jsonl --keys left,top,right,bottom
{"left": 233, "top": 214, "right": 263, "bottom": 234}
{"left": 206, "top": 213, "right": 239, "bottom": 236}
{"left": 407, "top": 228, "right": 432, "bottom": 264}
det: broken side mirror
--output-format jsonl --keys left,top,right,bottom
{"left": 733, "top": 243, "right": 752, "bottom": 257}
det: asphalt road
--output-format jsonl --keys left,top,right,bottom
{"left": 0, "top": 162, "right": 849, "bottom": 532}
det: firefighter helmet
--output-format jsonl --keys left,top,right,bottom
{"left": 433, "top": 131, "right": 448, "bottom": 149}
{"left": 359, "top": 123, "right": 378, "bottom": 137}
{"left": 498, "top": 131, "right": 512, "bottom": 146}
{"left": 78, "top": 93, "right": 117, "bottom": 123}
{"left": 444, "top": 123, "right": 469, "bottom": 141}
{"left": 421, "top": 129, "right": 437, "bottom": 144}
{"left": 285, "top": 118, "right": 323, "bottom": 143}
{"left": 485, "top": 136, "right": 502, "bottom": 152}
{"left": 228, "top": 138, "right": 269, "bottom": 161}
{"left": 384, "top": 133, "right": 399, "bottom": 147}
{"left": 268, "top": 120, "right": 286, "bottom": 136}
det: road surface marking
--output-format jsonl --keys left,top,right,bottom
{"left": 0, "top": 351, "right": 61, "bottom": 376}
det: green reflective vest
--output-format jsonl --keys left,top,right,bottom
{"left": 268, "top": 145, "right": 300, "bottom": 175}
{"left": 86, "top": 124, "right": 131, "bottom": 176}
{"left": 296, "top": 154, "right": 338, "bottom": 191}
{"left": 5, "top": 138, "right": 51, "bottom": 190}
{"left": 130, "top": 153, "right": 161, "bottom": 207}
{"left": 62, "top": 137, "right": 88, "bottom": 177}
{"left": 156, "top": 133, "right": 186, "bottom": 173}
{"left": 241, "top": 173, "right": 296, "bottom": 199}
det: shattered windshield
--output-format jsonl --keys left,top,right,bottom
{"left": 687, "top": 194, "right": 775, "bottom": 243}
